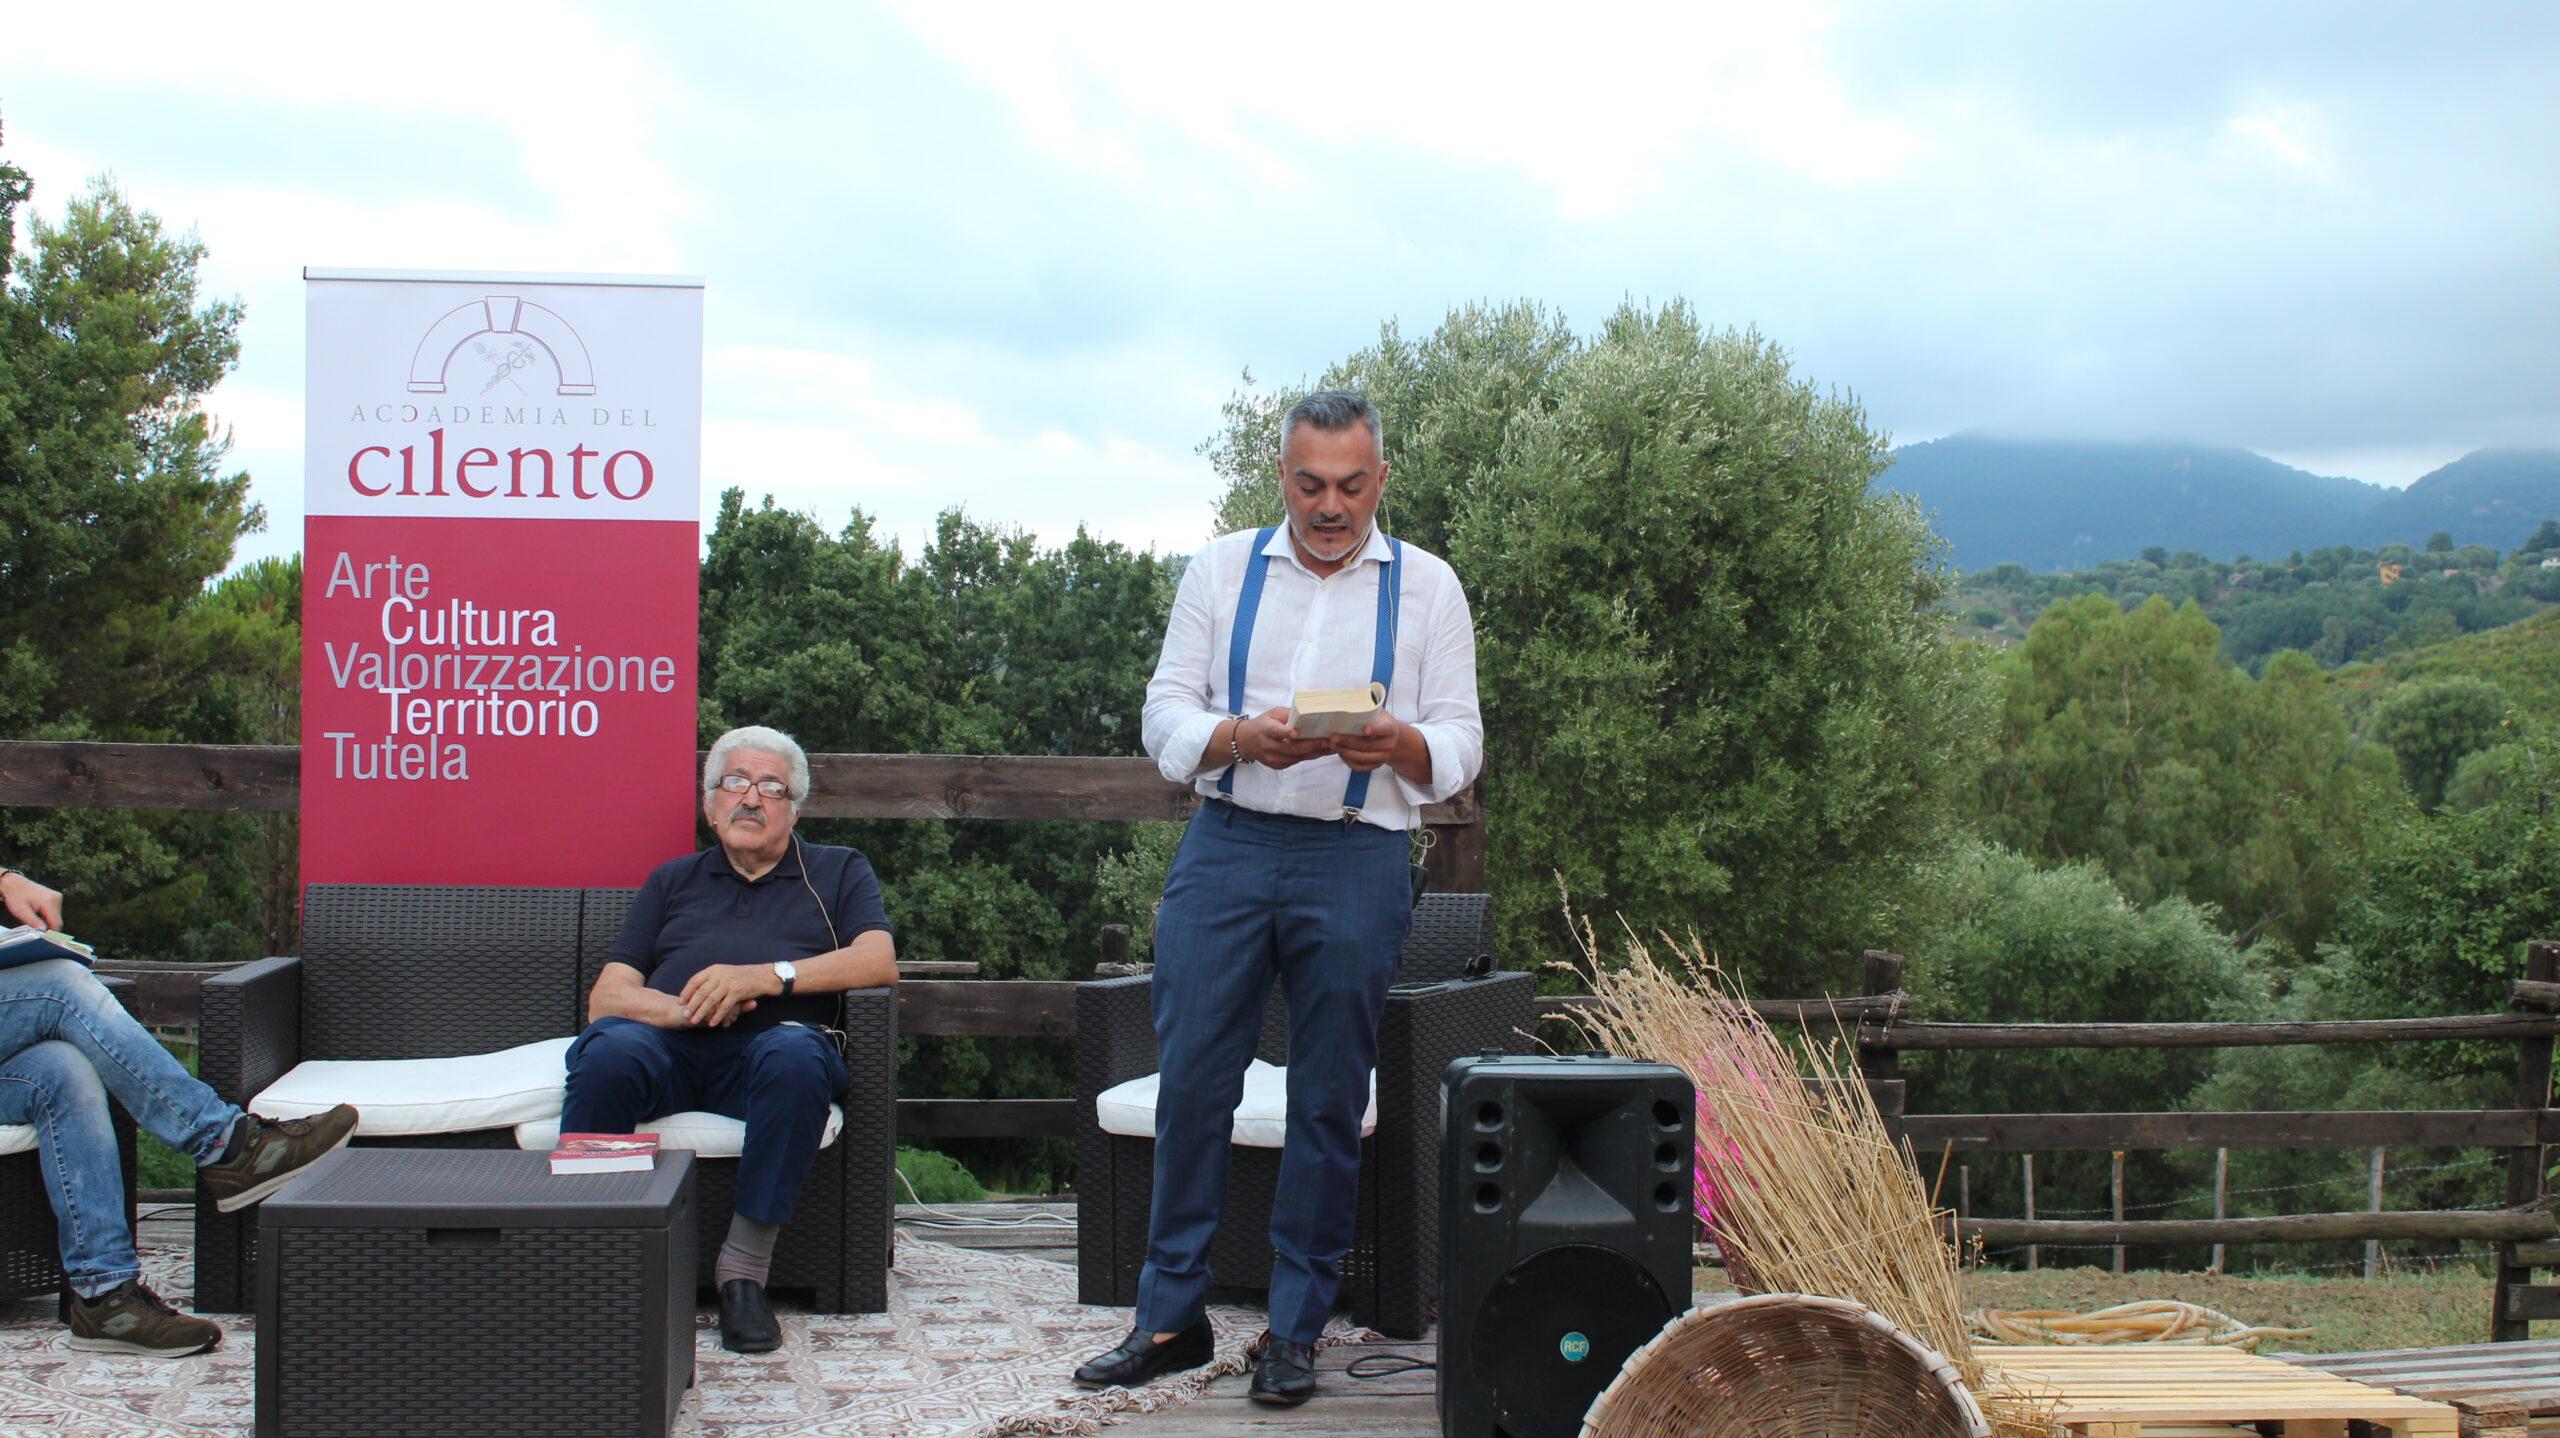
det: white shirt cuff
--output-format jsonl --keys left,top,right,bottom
{"left": 1158, "top": 711, "right": 1229, "bottom": 785}
{"left": 1395, "top": 724, "right": 1471, "bottom": 808}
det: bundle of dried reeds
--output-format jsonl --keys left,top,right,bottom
{"left": 1562, "top": 915, "right": 2057, "bottom": 1438}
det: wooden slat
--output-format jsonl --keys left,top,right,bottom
{"left": 101, "top": 960, "right": 982, "bottom": 1031}
{"left": 896, "top": 1098, "right": 1075, "bottom": 1139}
{"left": 1884, "top": 1014, "right": 2560, "bottom": 1050}
{"left": 0, "top": 740, "right": 299, "bottom": 812}
{"left": 1964, "top": 1206, "right": 2558, "bottom": 1245}
{"left": 2509, "top": 1286, "right": 2560, "bottom": 1323}
{"left": 898, "top": 980, "right": 1077, "bottom": 1038}
{"left": 1537, "top": 992, "right": 1904, "bottom": 1026}
{"left": 1903, "top": 1109, "right": 2550, "bottom": 1152}
{"left": 1981, "top": 1347, "right": 2463, "bottom": 1430}
{"left": 93, "top": 960, "right": 247, "bottom": 1029}
{"left": 0, "top": 740, "right": 1481, "bottom": 826}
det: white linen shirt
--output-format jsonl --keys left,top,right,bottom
{"left": 1143, "top": 526, "right": 1483, "bottom": 831}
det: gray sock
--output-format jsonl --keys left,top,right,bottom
{"left": 715, "top": 1214, "right": 781, "bottom": 1289}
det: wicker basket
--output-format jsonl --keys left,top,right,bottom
{"left": 1580, "top": 1293, "right": 1993, "bottom": 1438}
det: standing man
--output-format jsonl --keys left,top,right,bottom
{"left": 561, "top": 725, "right": 898, "bottom": 1354}
{"left": 1074, "top": 390, "right": 1482, "bottom": 1406}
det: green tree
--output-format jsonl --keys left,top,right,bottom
{"left": 1891, "top": 841, "right": 2270, "bottom": 1254}
{"left": 1897, "top": 841, "right": 2266, "bottom": 1113}
{"left": 1979, "top": 595, "right": 2385, "bottom": 954}
{"left": 2523, "top": 519, "right": 2560, "bottom": 554}
{"left": 1204, "top": 301, "right": 1990, "bottom": 992}
{"left": 2444, "top": 730, "right": 2547, "bottom": 813}
{"left": 2426, "top": 530, "right": 2456, "bottom": 554}
{"left": 0, "top": 157, "right": 291, "bottom": 964}
{"left": 694, "top": 492, "right": 1175, "bottom": 1189}
{"left": 0, "top": 177, "right": 257, "bottom": 731}
{"left": 2368, "top": 677, "right": 2509, "bottom": 811}
{"left": 2327, "top": 740, "right": 2560, "bottom": 1084}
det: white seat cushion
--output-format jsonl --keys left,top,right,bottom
{"left": 249, "top": 1036, "right": 573, "bottom": 1137}
{"left": 1095, "top": 1058, "right": 1377, "bottom": 1149}
{"left": 513, "top": 1106, "right": 843, "bottom": 1158}
{"left": 0, "top": 1124, "right": 31, "bottom": 1158}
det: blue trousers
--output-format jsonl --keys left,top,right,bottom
{"left": 0, "top": 959, "right": 241, "bottom": 1297}
{"left": 559, "top": 1018, "right": 848, "bottom": 1226}
{"left": 1135, "top": 804, "right": 1413, "bottom": 1345}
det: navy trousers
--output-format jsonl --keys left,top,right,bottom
{"left": 1135, "top": 803, "right": 1413, "bottom": 1344}
{"left": 559, "top": 1018, "right": 848, "bottom": 1226}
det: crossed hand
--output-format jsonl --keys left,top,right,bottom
{"left": 675, "top": 963, "right": 783, "bottom": 1027}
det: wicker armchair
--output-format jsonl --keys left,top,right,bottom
{"left": 0, "top": 976, "right": 140, "bottom": 1306}
{"left": 1075, "top": 891, "right": 1533, "bottom": 1337}
{"left": 193, "top": 884, "right": 894, "bottom": 1315}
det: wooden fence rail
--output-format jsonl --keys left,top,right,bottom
{"left": 0, "top": 737, "right": 1485, "bottom": 892}
{"left": 0, "top": 739, "right": 1480, "bottom": 826}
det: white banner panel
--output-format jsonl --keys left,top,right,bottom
{"left": 305, "top": 269, "right": 703, "bottom": 523}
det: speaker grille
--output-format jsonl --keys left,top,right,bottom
{"left": 1471, "top": 1243, "right": 1675, "bottom": 1437}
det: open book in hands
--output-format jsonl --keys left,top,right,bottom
{"left": 1289, "top": 682, "right": 1388, "bottom": 740}
{"left": 0, "top": 926, "right": 96, "bottom": 971}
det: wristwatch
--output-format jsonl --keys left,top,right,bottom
{"left": 772, "top": 959, "right": 798, "bottom": 996}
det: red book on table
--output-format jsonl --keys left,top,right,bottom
{"left": 549, "top": 1133, "right": 659, "bottom": 1175}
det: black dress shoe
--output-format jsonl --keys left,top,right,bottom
{"left": 1249, "top": 1334, "right": 1317, "bottom": 1405}
{"left": 1072, "top": 1319, "right": 1212, "bottom": 1388}
{"left": 719, "top": 1279, "right": 782, "bottom": 1353}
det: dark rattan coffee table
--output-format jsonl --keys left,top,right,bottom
{"left": 255, "top": 1147, "right": 696, "bottom": 1438}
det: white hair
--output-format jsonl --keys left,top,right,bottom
{"left": 703, "top": 725, "right": 811, "bottom": 803}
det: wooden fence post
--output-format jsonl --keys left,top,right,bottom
{"left": 2366, "top": 1146, "right": 2386, "bottom": 1280}
{"left": 2211, "top": 1148, "right": 2228, "bottom": 1275}
{"left": 2495, "top": 940, "right": 2559, "bottom": 1341}
{"left": 1859, "top": 950, "right": 1906, "bottom": 1146}
{"left": 2023, "top": 1154, "right": 2038, "bottom": 1272}
{"left": 2112, "top": 1150, "right": 2127, "bottom": 1274}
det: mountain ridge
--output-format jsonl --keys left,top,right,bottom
{"left": 1882, "top": 436, "right": 2560, "bottom": 571}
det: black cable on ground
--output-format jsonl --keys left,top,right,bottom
{"left": 1346, "top": 1352, "right": 1437, "bottom": 1380}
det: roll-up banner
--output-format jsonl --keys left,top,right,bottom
{"left": 301, "top": 269, "right": 703, "bottom": 887}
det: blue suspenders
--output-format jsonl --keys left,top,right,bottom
{"left": 1216, "top": 528, "right": 1404, "bottom": 817}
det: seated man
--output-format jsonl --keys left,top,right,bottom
{"left": 561, "top": 724, "right": 897, "bottom": 1353}
{"left": 0, "top": 864, "right": 356, "bottom": 1356}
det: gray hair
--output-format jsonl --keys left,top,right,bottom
{"left": 1280, "top": 388, "right": 1384, "bottom": 459}
{"left": 703, "top": 725, "right": 811, "bottom": 803}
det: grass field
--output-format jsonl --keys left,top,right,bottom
{"left": 1703, "top": 1262, "right": 2540, "bottom": 1354}
{"left": 1957, "top": 1265, "right": 2526, "bottom": 1354}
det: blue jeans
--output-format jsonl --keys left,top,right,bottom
{"left": 0, "top": 960, "right": 242, "bottom": 1298}
{"left": 559, "top": 1018, "right": 848, "bottom": 1227}
{"left": 1135, "top": 804, "right": 1413, "bottom": 1345}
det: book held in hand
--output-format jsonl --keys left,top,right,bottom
{"left": 1289, "top": 682, "right": 1388, "bottom": 739}
{"left": 550, "top": 1133, "right": 659, "bottom": 1175}
{"left": 0, "top": 926, "right": 95, "bottom": 972}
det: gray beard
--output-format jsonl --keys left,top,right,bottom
{"left": 1290, "top": 516, "right": 1374, "bottom": 562}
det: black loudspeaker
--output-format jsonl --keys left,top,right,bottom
{"left": 1437, "top": 1054, "right": 1694, "bottom": 1438}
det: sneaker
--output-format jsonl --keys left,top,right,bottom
{"left": 66, "top": 1280, "right": 221, "bottom": 1357}
{"left": 197, "top": 1104, "right": 359, "bottom": 1213}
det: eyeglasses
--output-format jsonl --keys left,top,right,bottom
{"left": 711, "top": 774, "right": 792, "bottom": 800}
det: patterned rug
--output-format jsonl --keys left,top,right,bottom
{"left": 0, "top": 1237, "right": 1356, "bottom": 1437}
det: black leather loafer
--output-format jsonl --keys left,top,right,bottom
{"left": 1249, "top": 1334, "right": 1316, "bottom": 1405}
{"left": 1073, "top": 1319, "right": 1212, "bottom": 1388}
{"left": 719, "top": 1278, "right": 782, "bottom": 1353}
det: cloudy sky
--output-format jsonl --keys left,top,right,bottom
{"left": 5, "top": 1, "right": 2555, "bottom": 569}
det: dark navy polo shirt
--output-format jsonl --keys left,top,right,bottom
{"left": 609, "top": 839, "right": 893, "bottom": 1034}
